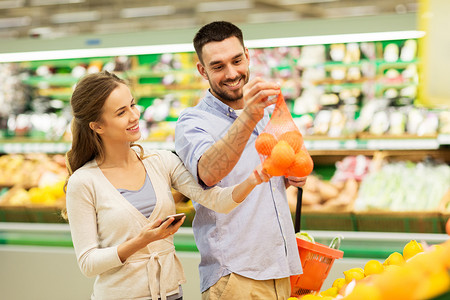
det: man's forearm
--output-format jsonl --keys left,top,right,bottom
{"left": 198, "top": 111, "right": 258, "bottom": 186}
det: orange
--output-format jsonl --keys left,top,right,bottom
{"left": 286, "top": 149, "right": 314, "bottom": 177}
{"left": 279, "top": 131, "right": 303, "bottom": 153}
{"left": 270, "top": 140, "right": 295, "bottom": 170}
{"left": 262, "top": 157, "right": 285, "bottom": 176}
{"left": 255, "top": 133, "right": 278, "bottom": 156}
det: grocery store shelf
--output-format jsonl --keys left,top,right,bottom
{"left": 1, "top": 223, "right": 448, "bottom": 259}
{"left": 0, "top": 141, "right": 71, "bottom": 154}
{"left": 1, "top": 136, "right": 448, "bottom": 154}
{"left": 303, "top": 136, "right": 441, "bottom": 150}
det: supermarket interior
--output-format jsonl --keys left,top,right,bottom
{"left": 1, "top": 0, "right": 450, "bottom": 299}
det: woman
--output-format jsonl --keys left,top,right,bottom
{"left": 65, "top": 71, "right": 270, "bottom": 300}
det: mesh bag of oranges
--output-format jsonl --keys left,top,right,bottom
{"left": 256, "top": 91, "right": 313, "bottom": 177}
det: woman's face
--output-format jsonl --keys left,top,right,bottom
{"left": 90, "top": 83, "right": 141, "bottom": 144}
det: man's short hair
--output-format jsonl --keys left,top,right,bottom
{"left": 193, "top": 21, "right": 244, "bottom": 64}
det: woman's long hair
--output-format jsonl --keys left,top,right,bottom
{"left": 65, "top": 70, "right": 126, "bottom": 178}
{"left": 62, "top": 71, "right": 145, "bottom": 219}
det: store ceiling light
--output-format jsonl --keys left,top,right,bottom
{"left": 279, "top": 0, "right": 337, "bottom": 4}
{"left": 51, "top": 11, "right": 100, "bottom": 24}
{"left": 247, "top": 11, "right": 299, "bottom": 23}
{"left": 30, "top": 0, "right": 84, "bottom": 6}
{"left": 0, "top": 30, "right": 425, "bottom": 63}
{"left": 324, "top": 5, "right": 379, "bottom": 18}
{"left": 245, "top": 30, "right": 425, "bottom": 48}
{"left": 196, "top": 1, "right": 253, "bottom": 12}
{"left": 120, "top": 6, "right": 176, "bottom": 18}
{"left": 0, "top": 16, "right": 31, "bottom": 29}
{"left": 0, "top": 0, "right": 25, "bottom": 9}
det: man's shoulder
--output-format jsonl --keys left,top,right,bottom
{"left": 177, "top": 101, "right": 215, "bottom": 124}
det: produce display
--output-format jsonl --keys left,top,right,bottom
{"left": 1, "top": 37, "right": 449, "bottom": 144}
{"left": 355, "top": 160, "right": 450, "bottom": 212}
{"left": 0, "top": 154, "right": 67, "bottom": 207}
{"left": 287, "top": 237, "right": 450, "bottom": 299}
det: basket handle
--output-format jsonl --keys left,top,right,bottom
{"left": 294, "top": 187, "right": 303, "bottom": 233}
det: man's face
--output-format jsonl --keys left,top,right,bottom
{"left": 197, "top": 36, "right": 250, "bottom": 104}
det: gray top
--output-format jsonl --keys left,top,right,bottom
{"left": 118, "top": 173, "right": 156, "bottom": 218}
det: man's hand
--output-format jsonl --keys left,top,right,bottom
{"left": 285, "top": 176, "right": 307, "bottom": 188}
{"left": 242, "top": 77, "right": 280, "bottom": 123}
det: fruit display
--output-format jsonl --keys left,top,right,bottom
{"left": 0, "top": 153, "right": 67, "bottom": 215}
{"left": 286, "top": 175, "right": 358, "bottom": 213}
{"left": 289, "top": 239, "right": 450, "bottom": 300}
{"left": 1, "top": 37, "right": 449, "bottom": 144}
{"left": 354, "top": 160, "right": 450, "bottom": 212}
{"left": 0, "top": 153, "right": 67, "bottom": 188}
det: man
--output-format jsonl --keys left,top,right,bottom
{"left": 175, "top": 21, "right": 306, "bottom": 299}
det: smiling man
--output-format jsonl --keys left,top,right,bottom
{"left": 175, "top": 21, "right": 306, "bottom": 300}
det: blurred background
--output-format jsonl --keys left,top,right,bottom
{"left": 0, "top": 1, "right": 449, "bottom": 299}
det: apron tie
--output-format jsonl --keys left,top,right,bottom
{"left": 146, "top": 246, "right": 174, "bottom": 300}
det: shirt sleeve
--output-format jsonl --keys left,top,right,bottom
{"left": 161, "top": 151, "right": 240, "bottom": 214}
{"left": 174, "top": 109, "right": 215, "bottom": 186}
{"left": 66, "top": 172, "right": 123, "bottom": 277}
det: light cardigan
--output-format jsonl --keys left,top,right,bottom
{"left": 66, "top": 149, "right": 240, "bottom": 300}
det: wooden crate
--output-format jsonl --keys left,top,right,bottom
{"left": 354, "top": 211, "right": 444, "bottom": 233}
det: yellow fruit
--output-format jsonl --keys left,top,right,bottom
{"left": 320, "top": 287, "right": 338, "bottom": 297}
{"left": 287, "top": 298, "right": 298, "bottom": 300}
{"left": 383, "top": 264, "right": 401, "bottom": 273}
{"left": 373, "top": 264, "right": 422, "bottom": 300}
{"left": 403, "top": 240, "right": 424, "bottom": 261}
{"left": 342, "top": 283, "right": 382, "bottom": 300}
{"left": 415, "top": 269, "right": 450, "bottom": 300}
{"left": 383, "top": 251, "right": 405, "bottom": 266}
{"left": 332, "top": 277, "right": 346, "bottom": 291}
{"left": 344, "top": 267, "right": 365, "bottom": 283}
{"left": 364, "top": 260, "right": 384, "bottom": 276}
{"left": 300, "top": 295, "right": 321, "bottom": 300}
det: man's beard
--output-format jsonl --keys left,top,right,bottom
{"left": 208, "top": 73, "right": 249, "bottom": 102}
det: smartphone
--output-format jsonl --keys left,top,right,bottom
{"left": 161, "top": 213, "right": 185, "bottom": 227}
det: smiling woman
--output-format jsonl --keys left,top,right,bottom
{"left": 63, "top": 70, "right": 271, "bottom": 300}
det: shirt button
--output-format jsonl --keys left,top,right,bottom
{"left": 272, "top": 187, "right": 276, "bottom": 192}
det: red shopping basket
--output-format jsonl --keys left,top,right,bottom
{"left": 290, "top": 188, "right": 344, "bottom": 297}
{"left": 290, "top": 238, "right": 343, "bottom": 297}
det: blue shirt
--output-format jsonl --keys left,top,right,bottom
{"left": 175, "top": 90, "right": 302, "bottom": 293}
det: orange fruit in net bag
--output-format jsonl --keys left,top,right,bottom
{"left": 279, "top": 131, "right": 303, "bottom": 154}
{"left": 270, "top": 140, "right": 295, "bottom": 170}
{"left": 286, "top": 148, "right": 314, "bottom": 177}
{"left": 255, "top": 133, "right": 278, "bottom": 156}
{"left": 263, "top": 157, "right": 285, "bottom": 176}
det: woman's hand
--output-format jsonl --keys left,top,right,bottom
{"left": 139, "top": 216, "right": 186, "bottom": 242}
{"left": 249, "top": 164, "right": 271, "bottom": 186}
{"left": 118, "top": 216, "right": 186, "bottom": 263}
